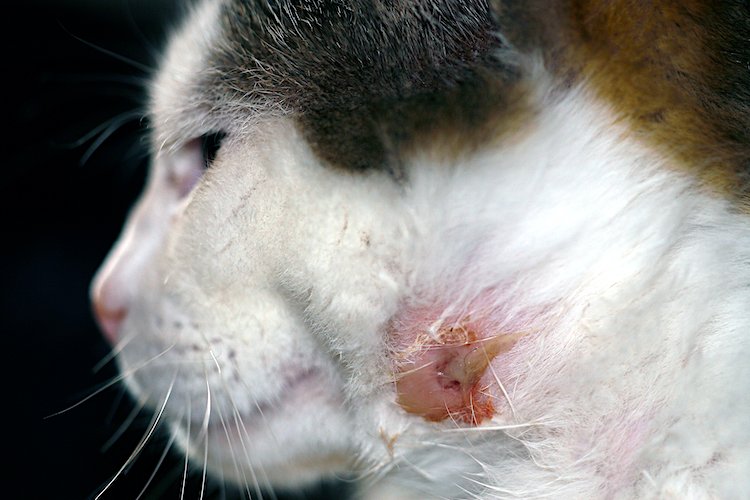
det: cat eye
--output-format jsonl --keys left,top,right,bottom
{"left": 200, "top": 131, "right": 227, "bottom": 170}
{"left": 167, "top": 130, "right": 226, "bottom": 198}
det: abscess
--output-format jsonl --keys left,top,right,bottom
{"left": 394, "top": 325, "right": 522, "bottom": 425}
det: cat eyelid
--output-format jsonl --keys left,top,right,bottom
{"left": 164, "top": 138, "right": 203, "bottom": 198}
{"left": 162, "top": 130, "right": 227, "bottom": 198}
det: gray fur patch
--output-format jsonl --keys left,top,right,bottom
{"left": 209, "top": 0, "right": 519, "bottom": 172}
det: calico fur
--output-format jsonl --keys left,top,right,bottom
{"left": 92, "top": 1, "right": 750, "bottom": 498}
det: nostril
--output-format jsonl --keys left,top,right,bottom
{"left": 93, "top": 301, "right": 127, "bottom": 345}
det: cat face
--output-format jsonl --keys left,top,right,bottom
{"left": 91, "top": 0, "right": 750, "bottom": 497}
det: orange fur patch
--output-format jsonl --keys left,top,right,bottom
{"left": 497, "top": 0, "right": 750, "bottom": 209}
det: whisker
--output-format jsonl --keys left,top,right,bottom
{"left": 217, "top": 467, "right": 228, "bottom": 500}
{"left": 46, "top": 342, "right": 176, "bottom": 419}
{"left": 228, "top": 390, "right": 266, "bottom": 500}
{"left": 44, "top": 377, "right": 108, "bottom": 419}
{"left": 79, "top": 110, "right": 145, "bottom": 166}
{"left": 101, "top": 395, "right": 148, "bottom": 452}
{"left": 198, "top": 365, "right": 212, "bottom": 500}
{"left": 64, "top": 109, "right": 143, "bottom": 150}
{"left": 469, "top": 391, "right": 477, "bottom": 426}
{"left": 202, "top": 348, "right": 259, "bottom": 498}
{"left": 103, "top": 382, "right": 128, "bottom": 427}
{"left": 49, "top": 72, "right": 148, "bottom": 88}
{"left": 200, "top": 428, "right": 209, "bottom": 500}
{"left": 207, "top": 349, "right": 276, "bottom": 499}
{"left": 180, "top": 395, "right": 192, "bottom": 500}
{"left": 135, "top": 413, "right": 181, "bottom": 500}
{"left": 215, "top": 402, "right": 253, "bottom": 499}
{"left": 93, "top": 328, "right": 139, "bottom": 374}
{"left": 121, "top": 0, "right": 164, "bottom": 65}
{"left": 96, "top": 370, "right": 178, "bottom": 500}
{"left": 198, "top": 365, "right": 212, "bottom": 442}
{"left": 486, "top": 351, "right": 517, "bottom": 420}
{"left": 59, "top": 22, "right": 153, "bottom": 73}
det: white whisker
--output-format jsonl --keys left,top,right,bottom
{"left": 46, "top": 342, "right": 176, "bottom": 419}
{"left": 215, "top": 402, "right": 252, "bottom": 499}
{"left": 103, "top": 382, "right": 128, "bottom": 427}
{"left": 61, "top": 25, "right": 153, "bottom": 73}
{"left": 135, "top": 412, "right": 181, "bottom": 500}
{"left": 80, "top": 110, "right": 145, "bottom": 166}
{"left": 198, "top": 365, "right": 212, "bottom": 441}
{"left": 230, "top": 381, "right": 276, "bottom": 499}
{"left": 68, "top": 109, "right": 142, "bottom": 149}
{"left": 93, "top": 328, "right": 139, "bottom": 373}
{"left": 229, "top": 404, "right": 265, "bottom": 500}
{"left": 198, "top": 365, "right": 212, "bottom": 500}
{"left": 101, "top": 395, "right": 148, "bottom": 452}
{"left": 180, "top": 394, "right": 192, "bottom": 500}
{"left": 206, "top": 347, "right": 276, "bottom": 498}
{"left": 96, "top": 369, "right": 178, "bottom": 500}
{"left": 200, "top": 426, "right": 209, "bottom": 500}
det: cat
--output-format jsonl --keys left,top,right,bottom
{"left": 91, "top": 0, "right": 750, "bottom": 498}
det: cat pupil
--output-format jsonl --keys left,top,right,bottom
{"left": 200, "top": 131, "right": 226, "bottom": 169}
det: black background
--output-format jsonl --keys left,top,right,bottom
{"left": 4, "top": 1, "right": 348, "bottom": 499}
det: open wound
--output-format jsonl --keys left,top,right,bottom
{"left": 393, "top": 323, "right": 523, "bottom": 425}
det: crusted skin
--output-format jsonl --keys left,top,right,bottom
{"left": 395, "top": 333, "right": 522, "bottom": 425}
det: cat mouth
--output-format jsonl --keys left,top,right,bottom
{"left": 169, "top": 365, "right": 352, "bottom": 482}
{"left": 178, "top": 366, "right": 327, "bottom": 439}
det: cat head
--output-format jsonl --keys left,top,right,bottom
{"left": 91, "top": 0, "right": 750, "bottom": 497}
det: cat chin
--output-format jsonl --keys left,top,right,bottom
{"left": 152, "top": 364, "right": 356, "bottom": 489}
{"left": 170, "top": 412, "right": 353, "bottom": 489}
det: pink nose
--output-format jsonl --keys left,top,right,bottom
{"left": 93, "top": 301, "right": 127, "bottom": 345}
{"left": 91, "top": 280, "right": 129, "bottom": 345}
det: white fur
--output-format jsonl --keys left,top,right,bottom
{"left": 92, "top": 2, "right": 750, "bottom": 498}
